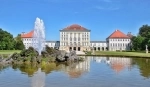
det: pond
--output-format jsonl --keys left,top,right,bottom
{"left": 0, "top": 56, "right": 150, "bottom": 87}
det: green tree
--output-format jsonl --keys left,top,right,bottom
{"left": 139, "top": 25, "right": 150, "bottom": 37}
{"left": 139, "top": 25, "right": 150, "bottom": 50}
{"left": 130, "top": 36, "right": 136, "bottom": 50}
{"left": 14, "top": 34, "right": 25, "bottom": 50}
{"left": 131, "top": 25, "right": 150, "bottom": 51}
{"left": 0, "top": 28, "right": 15, "bottom": 50}
{"left": 132, "top": 35, "right": 144, "bottom": 51}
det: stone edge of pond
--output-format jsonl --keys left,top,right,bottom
{"left": 77, "top": 54, "right": 150, "bottom": 58}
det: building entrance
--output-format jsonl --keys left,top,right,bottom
{"left": 78, "top": 47, "right": 80, "bottom": 51}
{"left": 69, "top": 47, "right": 72, "bottom": 51}
{"left": 73, "top": 47, "right": 76, "bottom": 51}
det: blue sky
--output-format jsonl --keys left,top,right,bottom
{"left": 0, "top": 0, "right": 150, "bottom": 41}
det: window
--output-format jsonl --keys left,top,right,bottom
{"left": 74, "top": 37, "right": 76, "bottom": 41}
{"left": 78, "top": 42, "right": 80, "bottom": 46}
{"left": 70, "top": 42, "right": 72, "bottom": 46}
{"left": 82, "top": 38, "right": 84, "bottom": 41}
{"left": 115, "top": 43, "right": 117, "bottom": 47}
{"left": 74, "top": 33, "right": 76, "bottom": 37}
{"left": 82, "top": 33, "right": 84, "bottom": 37}
{"left": 82, "top": 42, "right": 84, "bottom": 46}
{"left": 78, "top": 33, "right": 80, "bottom": 37}
{"left": 74, "top": 42, "right": 76, "bottom": 46}
{"left": 78, "top": 38, "right": 80, "bottom": 41}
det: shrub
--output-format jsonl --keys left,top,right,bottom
{"left": 11, "top": 52, "right": 21, "bottom": 60}
{"left": 20, "top": 47, "right": 39, "bottom": 57}
{"left": 41, "top": 51, "right": 48, "bottom": 57}
{"left": 84, "top": 51, "right": 92, "bottom": 55}
{"left": 45, "top": 45, "right": 55, "bottom": 55}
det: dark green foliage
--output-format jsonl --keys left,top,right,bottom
{"left": 139, "top": 25, "right": 150, "bottom": 37}
{"left": 14, "top": 34, "right": 25, "bottom": 50}
{"left": 0, "top": 28, "right": 15, "bottom": 50}
{"left": 131, "top": 24, "right": 150, "bottom": 51}
{"left": 0, "top": 28, "right": 25, "bottom": 50}
{"left": 132, "top": 35, "right": 145, "bottom": 51}
{"left": 41, "top": 51, "right": 49, "bottom": 58}
{"left": 45, "top": 45, "right": 55, "bottom": 55}
{"left": 20, "top": 47, "right": 39, "bottom": 57}
{"left": 11, "top": 52, "right": 21, "bottom": 61}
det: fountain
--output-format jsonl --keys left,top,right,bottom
{"left": 32, "top": 17, "right": 45, "bottom": 55}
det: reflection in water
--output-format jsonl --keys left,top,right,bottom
{"left": 133, "top": 58, "right": 150, "bottom": 79}
{"left": 16, "top": 63, "right": 38, "bottom": 77}
{"left": 0, "top": 57, "right": 150, "bottom": 87}
{"left": 93, "top": 57, "right": 150, "bottom": 78}
{"left": 93, "top": 57, "right": 132, "bottom": 73}
{"left": 65, "top": 57, "right": 90, "bottom": 78}
{"left": 9, "top": 57, "right": 90, "bottom": 79}
{"left": 31, "top": 68, "right": 45, "bottom": 87}
{"left": 109, "top": 57, "right": 132, "bottom": 73}
{"left": 9, "top": 57, "right": 150, "bottom": 79}
{"left": 0, "top": 63, "right": 10, "bottom": 72}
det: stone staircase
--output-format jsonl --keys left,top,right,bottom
{"left": 76, "top": 51, "right": 85, "bottom": 55}
{"left": 66, "top": 51, "right": 85, "bottom": 55}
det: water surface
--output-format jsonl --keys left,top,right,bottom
{"left": 0, "top": 56, "right": 150, "bottom": 87}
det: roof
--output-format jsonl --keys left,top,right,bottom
{"left": 107, "top": 30, "right": 130, "bottom": 39}
{"left": 61, "top": 24, "right": 90, "bottom": 31}
{"left": 21, "top": 30, "right": 34, "bottom": 38}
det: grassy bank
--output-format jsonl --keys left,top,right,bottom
{"left": 0, "top": 50, "right": 21, "bottom": 54}
{"left": 83, "top": 51, "right": 150, "bottom": 58}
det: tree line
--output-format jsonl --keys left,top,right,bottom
{"left": 131, "top": 24, "right": 150, "bottom": 51}
{"left": 0, "top": 28, "right": 24, "bottom": 50}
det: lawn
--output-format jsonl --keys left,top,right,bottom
{"left": 94, "top": 51, "right": 150, "bottom": 58}
{"left": 0, "top": 50, "right": 21, "bottom": 54}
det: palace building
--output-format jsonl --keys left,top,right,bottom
{"left": 59, "top": 24, "right": 91, "bottom": 52}
{"left": 21, "top": 24, "right": 132, "bottom": 52}
{"left": 21, "top": 30, "right": 34, "bottom": 49}
{"left": 106, "top": 30, "right": 131, "bottom": 51}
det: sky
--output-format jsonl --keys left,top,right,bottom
{"left": 0, "top": 0, "right": 150, "bottom": 41}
